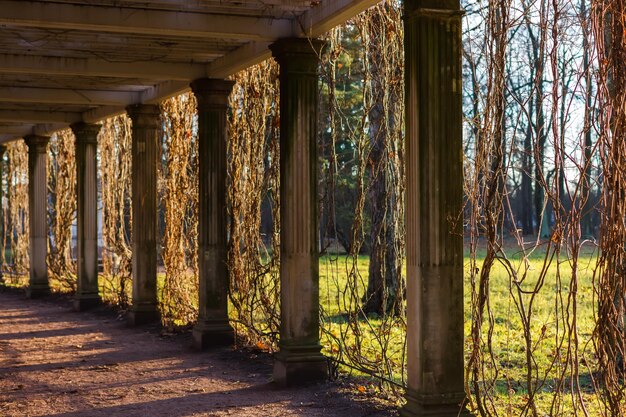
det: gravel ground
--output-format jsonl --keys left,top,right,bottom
{"left": 0, "top": 289, "right": 395, "bottom": 417}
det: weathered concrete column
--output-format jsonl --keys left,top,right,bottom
{"left": 71, "top": 123, "right": 101, "bottom": 311}
{"left": 0, "top": 145, "right": 6, "bottom": 285}
{"left": 402, "top": 2, "right": 471, "bottom": 416}
{"left": 270, "top": 38, "right": 327, "bottom": 385}
{"left": 25, "top": 135, "right": 50, "bottom": 298}
{"left": 190, "top": 78, "right": 235, "bottom": 349}
{"left": 126, "top": 104, "right": 160, "bottom": 326}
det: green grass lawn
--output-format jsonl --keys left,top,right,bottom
{"left": 318, "top": 251, "right": 604, "bottom": 415}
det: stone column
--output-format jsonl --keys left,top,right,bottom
{"left": 190, "top": 78, "right": 235, "bottom": 349}
{"left": 402, "top": 2, "right": 471, "bottom": 417}
{"left": 25, "top": 135, "right": 50, "bottom": 298}
{"left": 71, "top": 123, "right": 101, "bottom": 311}
{"left": 270, "top": 38, "right": 327, "bottom": 385}
{"left": 127, "top": 104, "right": 160, "bottom": 326}
{"left": 0, "top": 145, "right": 5, "bottom": 285}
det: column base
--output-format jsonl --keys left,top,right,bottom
{"left": 192, "top": 320, "right": 234, "bottom": 350}
{"left": 400, "top": 390, "right": 473, "bottom": 417}
{"left": 127, "top": 306, "right": 160, "bottom": 326}
{"left": 273, "top": 344, "right": 327, "bottom": 385}
{"left": 73, "top": 294, "right": 101, "bottom": 311}
{"left": 26, "top": 284, "right": 50, "bottom": 299}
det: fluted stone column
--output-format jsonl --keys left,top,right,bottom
{"left": 402, "top": 2, "right": 471, "bottom": 416}
{"left": 72, "top": 123, "right": 101, "bottom": 311}
{"left": 25, "top": 135, "right": 50, "bottom": 298}
{"left": 127, "top": 104, "right": 160, "bottom": 326}
{"left": 0, "top": 145, "right": 5, "bottom": 285}
{"left": 190, "top": 78, "right": 235, "bottom": 349}
{"left": 270, "top": 38, "right": 327, "bottom": 385}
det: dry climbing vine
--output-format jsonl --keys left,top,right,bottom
{"left": 318, "top": 0, "right": 407, "bottom": 395}
{"left": 99, "top": 115, "right": 133, "bottom": 307}
{"left": 593, "top": 0, "right": 626, "bottom": 414}
{"left": 4, "top": 140, "right": 28, "bottom": 284}
{"left": 227, "top": 60, "right": 281, "bottom": 348}
{"left": 47, "top": 129, "right": 77, "bottom": 291}
{"left": 158, "top": 94, "right": 199, "bottom": 327}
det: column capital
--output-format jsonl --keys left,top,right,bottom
{"left": 269, "top": 37, "right": 325, "bottom": 75}
{"left": 24, "top": 135, "right": 50, "bottom": 153}
{"left": 190, "top": 78, "right": 235, "bottom": 110}
{"left": 126, "top": 104, "right": 160, "bottom": 129}
{"left": 71, "top": 122, "right": 101, "bottom": 144}
{"left": 403, "top": 1, "right": 463, "bottom": 25}
{"left": 403, "top": 0, "right": 461, "bottom": 14}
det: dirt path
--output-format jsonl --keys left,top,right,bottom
{"left": 0, "top": 290, "right": 394, "bottom": 417}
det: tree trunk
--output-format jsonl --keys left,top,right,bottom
{"left": 524, "top": 0, "right": 547, "bottom": 236}
{"left": 520, "top": 88, "right": 534, "bottom": 235}
{"left": 580, "top": 0, "right": 594, "bottom": 237}
{"left": 363, "top": 6, "right": 401, "bottom": 315}
{"left": 363, "top": 100, "right": 400, "bottom": 315}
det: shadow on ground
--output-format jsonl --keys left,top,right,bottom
{"left": 0, "top": 289, "right": 396, "bottom": 417}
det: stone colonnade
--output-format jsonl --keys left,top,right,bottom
{"left": 126, "top": 104, "right": 161, "bottom": 326}
{"left": 401, "top": 0, "right": 469, "bottom": 415}
{"left": 72, "top": 122, "right": 101, "bottom": 311}
{"left": 270, "top": 38, "right": 327, "bottom": 384}
{"left": 190, "top": 78, "right": 234, "bottom": 348}
{"left": 5, "top": 1, "right": 469, "bottom": 414}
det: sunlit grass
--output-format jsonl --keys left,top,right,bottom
{"left": 318, "top": 250, "right": 603, "bottom": 415}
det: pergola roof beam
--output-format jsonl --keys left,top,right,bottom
{"left": 0, "top": 123, "right": 33, "bottom": 136}
{"left": 0, "top": 87, "right": 141, "bottom": 106}
{"left": 80, "top": 81, "right": 193, "bottom": 123}
{"left": 0, "top": 110, "right": 82, "bottom": 124}
{"left": 0, "top": 0, "right": 293, "bottom": 41}
{"left": 140, "top": 81, "right": 191, "bottom": 105}
{"left": 0, "top": 0, "right": 384, "bottom": 143}
{"left": 204, "top": 0, "right": 381, "bottom": 80}
{"left": 0, "top": 123, "right": 73, "bottom": 141}
{"left": 33, "top": 123, "right": 73, "bottom": 136}
{"left": 294, "top": 0, "right": 381, "bottom": 37}
{"left": 0, "top": 54, "right": 207, "bottom": 80}
{"left": 206, "top": 42, "right": 272, "bottom": 79}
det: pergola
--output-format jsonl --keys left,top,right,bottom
{"left": 0, "top": 1, "right": 469, "bottom": 416}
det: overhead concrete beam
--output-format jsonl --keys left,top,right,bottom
{"left": 206, "top": 42, "right": 272, "bottom": 79}
{"left": 81, "top": 106, "right": 127, "bottom": 124}
{"left": 0, "top": 110, "right": 82, "bottom": 124}
{"left": 0, "top": 87, "right": 141, "bottom": 106}
{"left": 205, "top": 0, "right": 380, "bottom": 80}
{"left": 140, "top": 81, "right": 191, "bottom": 104}
{"left": 0, "top": 123, "right": 69, "bottom": 142}
{"left": 60, "top": 0, "right": 313, "bottom": 9}
{"left": 0, "top": 54, "right": 207, "bottom": 80}
{"left": 80, "top": 81, "right": 192, "bottom": 123}
{"left": 0, "top": 134, "right": 19, "bottom": 143}
{"left": 294, "top": 0, "right": 381, "bottom": 38}
{"left": 33, "top": 123, "right": 73, "bottom": 136}
{"left": 0, "top": 123, "right": 33, "bottom": 136}
{"left": 0, "top": 0, "right": 383, "bottom": 129}
{"left": 0, "top": 0, "right": 293, "bottom": 41}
